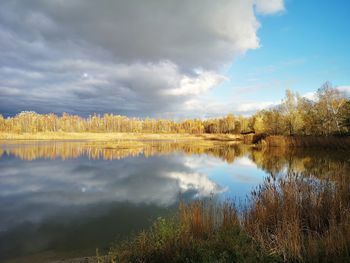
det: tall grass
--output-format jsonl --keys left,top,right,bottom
{"left": 108, "top": 201, "right": 274, "bottom": 263}
{"left": 244, "top": 173, "right": 350, "bottom": 262}
{"left": 261, "top": 135, "right": 350, "bottom": 149}
{"left": 107, "top": 172, "right": 350, "bottom": 262}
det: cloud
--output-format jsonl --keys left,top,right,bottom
{"left": 303, "top": 91, "right": 318, "bottom": 101}
{"left": 182, "top": 99, "right": 279, "bottom": 117}
{"left": 167, "top": 70, "right": 226, "bottom": 96}
{"left": 0, "top": 0, "right": 284, "bottom": 117}
{"left": 255, "top": 0, "right": 285, "bottom": 15}
{"left": 337, "top": 86, "right": 350, "bottom": 97}
{"left": 302, "top": 86, "right": 350, "bottom": 102}
{"left": 19, "top": 0, "right": 262, "bottom": 70}
{"left": 237, "top": 101, "right": 277, "bottom": 112}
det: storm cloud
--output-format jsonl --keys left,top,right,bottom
{"left": 0, "top": 0, "right": 284, "bottom": 117}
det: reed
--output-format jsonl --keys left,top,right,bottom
{"left": 261, "top": 135, "right": 350, "bottom": 149}
{"left": 108, "top": 201, "right": 272, "bottom": 263}
{"left": 244, "top": 172, "right": 350, "bottom": 262}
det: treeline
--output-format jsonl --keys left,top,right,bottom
{"left": 0, "top": 82, "right": 349, "bottom": 136}
{"left": 0, "top": 111, "right": 245, "bottom": 134}
{"left": 252, "top": 82, "right": 350, "bottom": 135}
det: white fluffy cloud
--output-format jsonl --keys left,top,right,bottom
{"left": 182, "top": 99, "right": 279, "bottom": 117}
{"left": 237, "top": 101, "right": 277, "bottom": 112}
{"left": 255, "top": 0, "right": 285, "bottom": 14}
{"left": 337, "top": 86, "right": 350, "bottom": 97}
{"left": 0, "top": 0, "right": 284, "bottom": 117}
{"left": 167, "top": 70, "right": 226, "bottom": 96}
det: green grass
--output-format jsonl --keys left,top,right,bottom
{"left": 107, "top": 202, "right": 279, "bottom": 263}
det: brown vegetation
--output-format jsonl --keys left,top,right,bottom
{"left": 259, "top": 135, "right": 350, "bottom": 149}
{"left": 108, "top": 201, "right": 271, "bottom": 263}
{"left": 244, "top": 172, "right": 350, "bottom": 262}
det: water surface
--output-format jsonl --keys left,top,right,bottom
{"left": 0, "top": 140, "right": 348, "bottom": 262}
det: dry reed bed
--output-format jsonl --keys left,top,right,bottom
{"left": 261, "top": 135, "right": 350, "bottom": 149}
{"left": 244, "top": 173, "right": 350, "bottom": 261}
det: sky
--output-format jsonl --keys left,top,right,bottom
{"left": 0, "top": 0, "right": 349, "bottom": 118}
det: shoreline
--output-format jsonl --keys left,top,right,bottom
{"left": 0, "top": 132, "right": 243, "bottom": 142}
{"left": 1, "top": 132, "right": 350, "bottom": 150}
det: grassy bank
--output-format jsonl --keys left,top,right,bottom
{"left": 0, "top": 132, "right": 243, "bottom": 142}
{"left": 104, "top": 172, "right": 350, "bottom": 263}
{"left": 2, "top": 132, "right": 350, "bottom": 150}
{"left": 108, "top": 202, "right": 274, "bottom": 263}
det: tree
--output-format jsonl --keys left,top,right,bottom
{"left": 0, "top": 115, "right": 5, "bottom": 132}
{"left": 252, "top": 113, "right": 265, "bottom": 133}
{"left": 316, "top": 82, "right": 348, "bottom": 135}
{"left": 297, "top": 97, "right": 319, "bottom": 135}
{"left": 341, "top": 100, "right": 350, "bottom": 132}
{"left": 262, "top": 109, "right": 284, "bottom": 135}
{"left": 2, "top": 85, "right": 348, "bottom": 136}
{"left": 281, "top": 90, "right": 304, "bottom": 135}
{"left": 220, "top": 114, "right": 235, "bottom": 133}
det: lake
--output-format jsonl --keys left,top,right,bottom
{"left": 0, "top": 140, "right": 348, "bottom": 262}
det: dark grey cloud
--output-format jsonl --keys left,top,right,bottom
{"left": 0, "top": 0, "right": 284, "bottom": 117}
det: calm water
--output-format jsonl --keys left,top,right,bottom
{"left": 0, "top": 141, "right": 348, "bottom": 262}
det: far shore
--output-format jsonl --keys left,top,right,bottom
{"left": 0, "top": 132, "right": 244, "bottom": 142}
